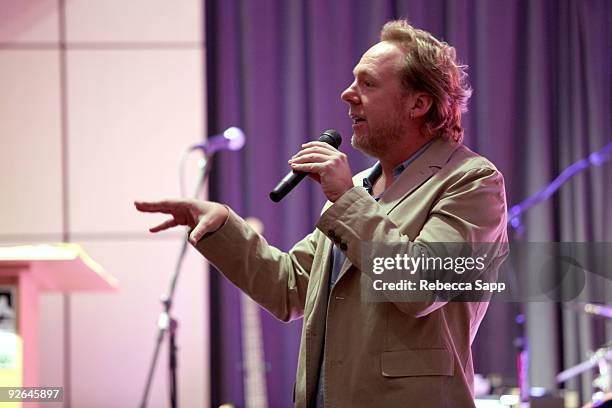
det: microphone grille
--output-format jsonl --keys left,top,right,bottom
{"left": 224, "top": 127, "right": 246, "bottom": 151}
{"left": 319, "top": 129, "right": 342, "bottom": 148}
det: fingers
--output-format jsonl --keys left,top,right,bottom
{"left": 290, "top": 162, "right": 326, "bottom": 173}
{"left": 188, "top": 203, "right": 229, "bottom": 245}
{"left": 290, "top": 145, "right": 341, "bottom": 168}
{"left": 291, "top": 145, "right": 336, "bottom": 160}
{"left": 189, "top": 217, "right": 211, "bottom": 245}
{"left": 149, "top": 218, "right": 179, "bottom": 233}
{"left": 289, "top": 152, "right": 330, "bottom": 165}
{"left": 301, "top": 141, "right": 338, "bottom": 151}
{"left": 136, "top": 199, "right": 196, "bottom": 233}
{"left": 290, "top": 144, "right": 347, "bottom": 175}
{"left": 133, "top": 200, "right": 190, "bottom": 213}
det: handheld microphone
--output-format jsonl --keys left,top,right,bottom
{"left": 269, "top": 129, "right": 342, "bottom": 202}
{"left": 190, "top": 127, "right": 246, "bottom": 154}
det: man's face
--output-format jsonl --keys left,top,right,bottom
{"left": 341, "top": 41, "right": 411, "bottom": 158}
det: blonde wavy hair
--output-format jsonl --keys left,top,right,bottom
{"left": 381, "top": 20, "right": 472, "bottom": 143}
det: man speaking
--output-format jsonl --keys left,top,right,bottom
{"left": 136, "top": 20, "right": 508, "bottom": 408}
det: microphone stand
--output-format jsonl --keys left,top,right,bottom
{"left": 507, "top": 142, "right": 612, "bottom": 233}
{"left": 139, "top": 154, "right": 213, "bottom": 408}
{"left": 505, "top": 141, "right": 612, "bottom": 402}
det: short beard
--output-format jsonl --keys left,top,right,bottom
{"left": 351, "top": 119, "right": 406, "bottom": 158}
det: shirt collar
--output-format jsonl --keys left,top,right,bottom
{"left": 362, "top": 138, "right": 435, "bottom": 196}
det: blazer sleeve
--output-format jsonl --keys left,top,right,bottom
{"left": 194, "top": 208, "right": 317, "bottom": 322}
{"left": 316, "top": 166, "right": 508, "bottom": 318}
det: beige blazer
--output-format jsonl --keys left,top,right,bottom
{"left": 195, "top": 138, "right": 508, "bottom": 408}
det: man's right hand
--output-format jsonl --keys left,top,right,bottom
{"left": 134, "top": 199, "right": 229, "bottom": 245}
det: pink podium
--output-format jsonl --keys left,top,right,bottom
{"left": 0, "top": 244, "right": 118, "bottom": 395}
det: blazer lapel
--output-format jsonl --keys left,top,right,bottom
{"left": 378, "top": 138, "right": 460, "bottom": 214}
{"left": 334, "top": 138, "right": 460, "bottom": 284}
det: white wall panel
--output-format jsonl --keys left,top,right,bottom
{"left": 69, "top": 239, "right": 206, "bottom": 408}
{"left": 0, "top": 0, "right": 59, "bottom": 43}
{"left": 1, "top": 2, "right": 208, "bottom": 406}
{"left": 64, "top": 0, "right": 201, "bottom": 43}
{"left": 66, "top": 49, "right": 204, "bottom": 234}
{"left": 0, "top": 50, "right": 63, "bottom": 236}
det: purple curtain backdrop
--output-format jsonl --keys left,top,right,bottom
{"left": 204, "top": 0, "right": 611, "bottom": 406}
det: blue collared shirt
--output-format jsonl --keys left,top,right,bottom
{"left": 315, "top": 139, "right": 435, "bottom": 408}
{"left": 362, "top": 139, "right": 434, "bottom": 199}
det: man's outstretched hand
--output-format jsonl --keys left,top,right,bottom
{"left": 134, "top": 199, "right": 229, "bottom": 245}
